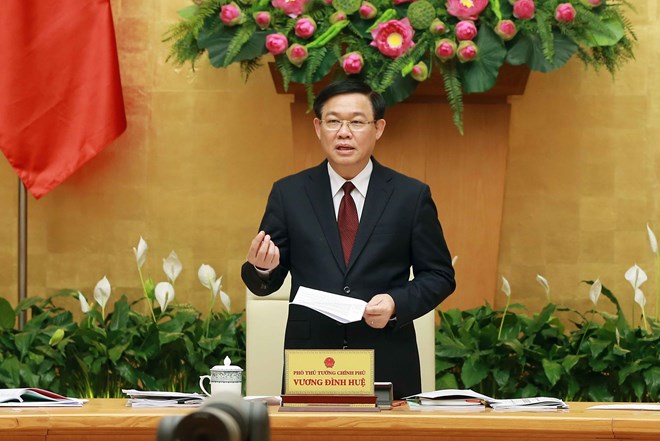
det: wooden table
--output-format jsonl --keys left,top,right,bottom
{"left": 0, "top": 399, "right": 658, "bottom": 441}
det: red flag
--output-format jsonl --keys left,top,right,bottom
{"left": 0, "top": 0, "right": 127, "bottom": 199}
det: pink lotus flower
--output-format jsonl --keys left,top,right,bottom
{"left": 494, "top": 19, "right": 517, "bottom": 41}
{"left": 286, "top": 43, "right": 309, "bottom": 67}
{"left": 435, "top": 38, "right": 457, "bottom": 61}
{"left": 220, "top": 3, "right": 243, "bottom": 26}
{"left": 370, "top": 18, "right": 415, "bottom": 59}
{"left": 295, "top": 17, "right": 316, "bottom": 39}
{"left": 555, "top": 3, "right": 576, "bottom": 23}
{"left": 457, "top": 40, "right": 478, "bottom": 62}
{"left": 393, "top": 0, "right": 414, "bottom": 4}
{"left": 271, "top": 0, "right": 308, "bottom": 18}
{"left": 359, "top": 2, "right": 378, "bottom": 20}
{"left": 330, "top": 11, "right": 347, "bottom": 23}
{"left": 411, "top": 61, "right": 428, "bottom": 81}
{"left": 429, "top": 19, "right": 447, "bottom": 35}
{"left": 455, "top": 20, "right": 477, "bottom": 41}
{"left": 265, "top": 33, "right": 289, "bottom": 55}
{"left": 513, "top": 0, "right": 535, "bottom": 20}
{"left": 580, "top": 0, "right": 601, "bottom": 7}
{"left": 253, "top": 11, "right": 271, "bottom": 30}
{"left": 446, "top": 0, "right": 488, "bottom": 20}
{"left": 341, "top": 52, "right": 364, "bottom": 75}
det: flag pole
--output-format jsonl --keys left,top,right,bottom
{"left": 18, "top": 177, "right": 27, "bottom": 329}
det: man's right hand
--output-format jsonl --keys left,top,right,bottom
{"left": 246, "top": 231, "right": 280, "bottom": 271}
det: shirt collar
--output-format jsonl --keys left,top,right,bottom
{"left": 328, "top": 159, "right": 373, "bottom": 198}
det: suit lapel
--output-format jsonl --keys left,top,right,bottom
{"left": 305, "top": 161, "right": 345, "bottom": 271}
{"left": 348, "top": 160, "right": 393, "bottom": 270}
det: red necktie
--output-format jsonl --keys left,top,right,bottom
{"left": 338, "top": 181, "right": 358, "bottom": 266}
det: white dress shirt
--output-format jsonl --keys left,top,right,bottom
{"left": 327, "top": 159, "right": 373, "bottom": 221}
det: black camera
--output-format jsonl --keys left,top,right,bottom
{"left": 157, "top": 393, "right": 270, "bottom": 441}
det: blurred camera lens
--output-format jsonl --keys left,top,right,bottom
{"left": 173, "top": 408, "right": 241, "bottom": 441}
{"left": 157, "top": 394, "right": 270, "bottom": 441}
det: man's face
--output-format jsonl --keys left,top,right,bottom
{"left": 313, "top": 93, "right": 386, "bottom": 180}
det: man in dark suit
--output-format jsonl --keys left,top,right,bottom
{"left": 241, "top": 80, "right": 455, "bottom": 398}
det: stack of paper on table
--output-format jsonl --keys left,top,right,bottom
{"left": 405, "top": 389, "right": 568, "bottom": 410}
{"left": 0, "top": 388, "right": 85, "bottom": 407}
{"left": 122, "top": 389, "right": 204, "bottom": 407}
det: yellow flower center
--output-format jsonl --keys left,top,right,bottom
{"left": 460, "top": 0, "right": 474, "bottom": 7}
{"left": 386, "top": 32, "right": 403, "bottom": 48}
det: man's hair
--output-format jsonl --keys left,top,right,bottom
{"left": 313, "top": 80, "right": 386, "bottom": 120}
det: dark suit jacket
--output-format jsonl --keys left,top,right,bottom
{"left": 242, "top": 158, "right": 455, "bottom": 398}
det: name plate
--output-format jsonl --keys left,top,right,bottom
{"left": 284, "top": 349, "right": 374, "bottom": 395}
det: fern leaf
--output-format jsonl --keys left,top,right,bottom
{"left": 223, "top": 22, "right": 257, "bottom": 67}
{"left": 439, "top": 62, "right": 464, "bottom": 135}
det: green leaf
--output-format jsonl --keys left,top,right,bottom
{"left": 461, "top": 353, "right": 489, "bottom": 388}
{"left": 542, "top": 359, "right": 562, "bottom": 387}
{"left": 0, "top": 357, "right": 20, "bottom": 386}
{"left": 436, "top": 359, "right": 455, "bottom": 372}
{"left": 48, "top": 329, "right": 65, "bottom": 346}
{"left": 436, "top": 333, "right": 471, "bottom": 357}
{"left": 643, "top": 366, "right": 660, "bottom": 398}
{"left": 381, "top": 74, "right": 419, "bottom": 107}
{"left": 584, "top": 17, "right": 625, "bottom": 47}
{"left": 436, "top": 372, "right": 459, "bottom": 390}
{"left": 109, "top": 296, "right": 130, "bottom": 331}
{"left": 506, "top": 31, "right": 578, "bottom": 73}
{"left": 109, "top": 343, "right": 131, "bottom": 363}
{"left": 493, "top": 367, "right": 511, "bottom": 388}
{"left": 290, "top": 48, "right": 337, "bottom": 85}
{"left": 561, "top": 354, "right": 581, "bottom": 372}
{"left": 0, "top": 297, "right": 15, "bottom": 329}
{"left": 14, "top": 331, "right": 36, "bottom": 359}
{"left": 458, "top": 25, "right": 506, "bottom": 94}
{"left": 178, "top": 5, "right": 200, "bottom": 19}
{"left": 589, "top": 337, "right": 610, "bottom": 358}
{"left": 199, "top": 24, "right": 271, "bottom": 68}
{"left": 145, "top": 278, "right": 156, "bottom": 301}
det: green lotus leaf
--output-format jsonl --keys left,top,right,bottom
{"left": 506, "top": 31, "right": 577, "bottom": 73}
{"left": 458, "top": 26, "right": 507, "bottom": 94}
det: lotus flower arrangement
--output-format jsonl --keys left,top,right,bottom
{"left": 165, "top": 0, "right": 635, "bottom": 132}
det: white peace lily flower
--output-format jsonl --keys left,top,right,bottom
{"left": 501, "top": 276, "right": 511, "bottom": 297}
{"left": 615, "top": 328, "right": 621, "bottom": 345}
{"left": 536, "top": 274, "right": 550, "bottom": 300}
{"left": 155, "top": 282, "right": 175, "bottom": 312}
{"left": 219, "top": 289, "right": 232, "bottom": 312}
{"left": 634, "top": 288, "right": 646, "bottom": 308}
{"left": 646, "top": 223, "right": 658, "bottom": 254}
{"left": 93, "top": 276, "right": 111, "bottom": 309}
{"left": 133, "top": 237, "right": 148, "bottom": 269}
{"left": 163, "top": 251, "right": 182, "bottom": 283}
{"left": 624, "top": 264, "right": 647, "bottom": 289}
{"left": 198, "top": 264, "right": 217, "bottom": 289}
{"left": 212, "top": 277, "right": 223, "bottom": 296}
{"left": 589, "top": 279, "right": 602, "bottom": 306}
{"left": 78, "top": 291, "right": 90, "bottom": 313}
{"left": 451, "top": 255, "right": 458, "bottom": 266}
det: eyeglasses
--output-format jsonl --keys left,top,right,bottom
{"left": 320, "top": 119, "right": 377, "bottom": 132}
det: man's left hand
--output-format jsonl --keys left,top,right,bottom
{"left": 364, "top": 294, "right": 396, "bottom": 329}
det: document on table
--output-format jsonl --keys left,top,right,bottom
{"left": 122, "top": 389, "right": 204, "bottom": 408}
{"left": 0, "top": 388, "right": 86, "bottom": 407}
{"left": 291, "top": 286, "right": 367, "bottom": 324}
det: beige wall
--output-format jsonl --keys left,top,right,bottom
{"left": 500, "top": 1, "right": 659, "bottom": 319}
{"left": 0, "top": 0, "right": 657, "bottom": 320}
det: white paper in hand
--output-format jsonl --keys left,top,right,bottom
{"left": 291, "top": 286, "right": 367, "bottom": 324}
